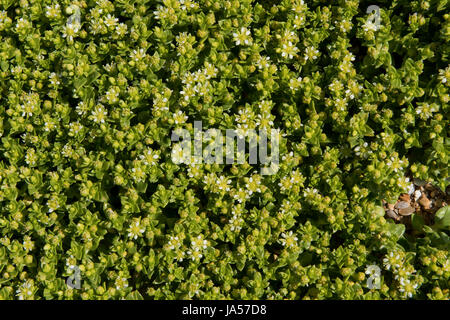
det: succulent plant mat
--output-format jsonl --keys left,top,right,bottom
{"left": 383, "top": 179, "right": 449, "bottom": 234}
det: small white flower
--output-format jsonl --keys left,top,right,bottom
{"left": 407, "top": 182, "right": 415, "bottom": 195}
{"left": 413, "top": 189, "right": 422, "bottom": 200}
{"left": 363, "top": 20, "right": 378, "bottom": 32}
{"left": 104, "top": 14, "right": 118, "bottom": 28}
{"left": 45, "top": 4, "right": 60, "bottom": 18}
{"left": 173, "top": 110, "right": 188, "bottom": 124}
{"left": 49, "top": 72, "right": 60, "bottom": 86}
{"left": 279, "top": 231, "right": 298, "bottom": 248}
{"left": 365, "top": 265, "right": 379, "bottom": 275}
{"left": 216, "top": 175, "right": 232, "bottom": 191}
{"left": 131, "top": 48, "right": 147, "bottom": 62}
{"left": 62, "top": 23, "right": 79, "bottom": 42}
{"left": 91, "top": 105, "right": 107, "bottom": 123}
{"left": 281, "top": 41, "right": 298, "bottom": 59}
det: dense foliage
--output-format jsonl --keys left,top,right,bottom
{"left": 0, "top": 0, "right": 448, "bottom": 300}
